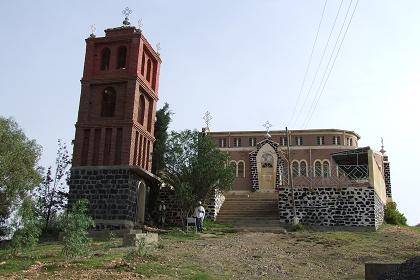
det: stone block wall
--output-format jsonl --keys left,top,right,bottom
{"left": 158, "top": 187, "right": 226, "bottom": 225}
{"left": 278, "top": 185, "right": 385, "bottom": 229}
{"left": 205, "top": 189, "right": 225, "bottom": 221}
{"left": 158, "top": 186, "right": 183, "bottom": 225}
{"left": 383, "top": 156, "right": 392, "bottom": 199}
{"left": 68, "top": 167, "right": 144, "bottom": 230}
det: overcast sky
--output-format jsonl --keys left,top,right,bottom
{"left": 1, "top": 0, "right": 419, "bottom": 225}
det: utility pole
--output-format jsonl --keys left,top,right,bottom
{"left": 286, "top": 127, "right": 299, "bottom": 225}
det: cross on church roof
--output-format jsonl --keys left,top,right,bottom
{"left": 263, "top": 121, "right": 272, "bottom": 138}
{"left": 263, "top": 121, "right": 272, "bottom": 133}
{"left": 203, "top": 111, "right": 212, "bottom": 130}
{"left": 122, "top": 7, "right": 132, "bottom": 26}
{"left": 89, "top": 24, "right": 96, "bottom": 38}
{"left": 137, "top": 18, "right": 143, "bottom": 31}
{"left": 380, "top": 137, "right": 386, "bottom": 155}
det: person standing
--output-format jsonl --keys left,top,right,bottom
{"left": 158, "top": 200, "right": 167, "bottom": 228}
{"left": 194, "top": 201, "right": 206, "bottom": 232}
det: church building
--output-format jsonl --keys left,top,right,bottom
{"left": 209, "top": 128, "right": 391, "bottom": 229}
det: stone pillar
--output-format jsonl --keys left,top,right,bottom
{"left": 383, "top": 155, "right": 392, "bottom": 200}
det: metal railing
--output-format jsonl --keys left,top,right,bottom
{"left": 289, "top": 164, "right": 369, "bottom": 187}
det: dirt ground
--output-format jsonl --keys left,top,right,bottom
{"left": 154, "top": 226, "right": 420, "bottom": 280}
{"left": 2, "top": 225, "right": 420, "bottom": 280}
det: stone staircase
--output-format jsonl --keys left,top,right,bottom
{"left": 216, "top": 192, "right": 285, "bottom": 233}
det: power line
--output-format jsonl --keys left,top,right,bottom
{"left": 291, "top": 0, "right": 344, "bottom": 128}
{"left": 288, "top": 0, "right": 328, "bottom": 127}
{"left": 303, "top": 0, "right": 359, "bottom": 128}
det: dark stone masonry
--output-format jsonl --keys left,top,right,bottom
{"left": 278, "top": 185, "right": 385, "bottom": 228}
{"left": 68, "top": 166, "right": 145, "bottom": 230}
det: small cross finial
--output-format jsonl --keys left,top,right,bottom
{"left": 263, "top": 121, "right": 272, "bottom": 138}
{"left": 203, "top": 111, "right": 212, "bottom": 130}
{"left": 122, "top": 7, "right": 132, "bottom": 26}
{"left": 137, "top": 18, "right": 143, "bottom": 31}
{"left": 156, "top": 43, "right": 161, "bottom": 55}
{"left": 380, "top": 137, "right": 386, "bottom": 155}
{"left": 89, "top": 24, "right": 96, "bottom": 38}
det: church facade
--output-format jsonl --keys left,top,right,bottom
{"left": 209, "top": 129, "right": 391, "bottom": 229}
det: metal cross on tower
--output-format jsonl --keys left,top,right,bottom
{"left": 263, "top": 121, "right": 272, "bottom": 138}
{"left": 122, "top": 7, "right": 132, "bottom": 26}
{"left": 89, "top": 24, "right": 96, "bottom": 38}
{"left": 380, "top": 137, "right": 386, "bottom": 155}
{"left": 156, "top": 43, "right": 161, "bottom": 55}
{"left": 203, "top": 111, "right": 212, "bottom": 130}
{"left": 137, "top": 18, "right": 143, "bottom": 31}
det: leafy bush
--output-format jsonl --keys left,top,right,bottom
{"left": 124, "top": 239, "right": 156, "bottom": 262}
{"left": 11, "top": 197, "right": 41, "bottom": 252}
{"left": 291, "top": 223, "right": 305, "bottom": 232}
{"left": 59, "top": 199, "right": 95, "bottom": 258}
{"left": 384, "top": 202, "right": 407, "bottom": 226}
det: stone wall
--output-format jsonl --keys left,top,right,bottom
{"left": 205, "top": 189, "right": 225, "bottom": 221}
{"left": 158, "top": 187, "right": 225, "bottom": 225}
{"left": 383, "top": 155, "right": 392, "bottom": 199}
{"left": 68, "top": 167, "right": 144, "bottom": 230}
{"left": 158, "top": 186, "right": 183, "bottom": 225}
{"left": 278, "top": 185, "right": 385, "bottom": 229}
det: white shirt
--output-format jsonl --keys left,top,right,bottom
{"left": 194, "top": 205, "right": 205, "bottom": 219}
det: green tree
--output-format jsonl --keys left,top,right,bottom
{"left": 36, "top": 139, "right": 70, "bottom": 232}
{"left": 161, "top": 130, "right": 234, "bottom": 219}
{"left": 11, "top": 196, "right": 41, "bottom": 252}
{"left": 0, "top": 117, "right": 42, "bottom": 237}
{"left": 384, "top": 201, "right": 407, "bottom": 226}
{"left": 59, "top": 199, "right": 95, "bottom": 258}
{"left": 151, "top": 103, "right": 172, "bottom": 175}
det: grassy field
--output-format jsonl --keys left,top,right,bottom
{"left": 0, "top": 223, "right": 419, "bottom": 279}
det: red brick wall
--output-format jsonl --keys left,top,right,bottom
{"left": 72, "top": 26, "right": 160, "bottom": 173}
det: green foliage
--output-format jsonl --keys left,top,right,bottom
{"left": 0, "top": 117, "right": 42, "bottom": 237}
{"left": 291, "top": 223, "right": 305, "bottom": 232}
{"left": 10, "top": 197, "right": 41, "bottom": 252}
{"left": 59, "top": 199, "right": 95, "bottom": 258}
{"left": 161, "top": 130, "right": 235, "bottom": 217}
{"left": 35, "top": 139, "right": 70, "bottom": 232}
{"left": 151, "top": 103, "right": 172, "bottom": 175}
{"left": 123, "top": 239, "right": 156, "bottom": 262}
{"left": 384, "top": 201, "right": 407, "bottom": 226}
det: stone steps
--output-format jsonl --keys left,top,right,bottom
{"left": 216, "top": 192, "right": 283, "bottom": 232}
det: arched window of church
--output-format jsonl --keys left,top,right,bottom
{"left": 238, "top": 161, "right": 245, "bottom": 178}
{"left": 314, "top": 161, "right": 322, "bottom": 177}
{"left": 323, "top": 161, "right": 330, "bottom": 177}
{"left": 101, "top": 87, "right": 116, "bottom": 117}
{"left": 100, "top": 48, "right": 111, "bottom": 70}
{"left": 117, "top": 46, "right": 127, "bottom": 69}
{"left": 292, "top": 161, "right": 299, "bottom": 177}
{"left": 146, "top": 59, "right": 152, "bottom": 82}
{"left": 229, "top": 161, "right": 237, "bottom": 177}
{"left": 300, "top": 161, "right": 307, "bottom": 177}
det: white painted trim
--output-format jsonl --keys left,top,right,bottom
{"left": 299, "top": 159, "right": 308, "bottom": 176}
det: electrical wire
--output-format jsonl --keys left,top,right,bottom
{"left": 288, "top": 0, "right": 328, "bottom": 128}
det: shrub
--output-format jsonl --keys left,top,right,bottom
{"left": 59, "top": 199, "right": 95, "bottom": 258}
{"left": 291, "top": 223, "right": 305, "bottom": 232}
{"left": 11, "top": 197, "right": 41, "bottom": 252}
{"left": 384, "top": 202, "right": 407, "bottom": 226}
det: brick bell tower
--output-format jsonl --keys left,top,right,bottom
{"left": 69, "top": 11, "right": 162, "bottom": 230}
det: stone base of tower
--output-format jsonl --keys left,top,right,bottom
{"left": 68, "top": 165, "right": 161, "bottom": 231}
